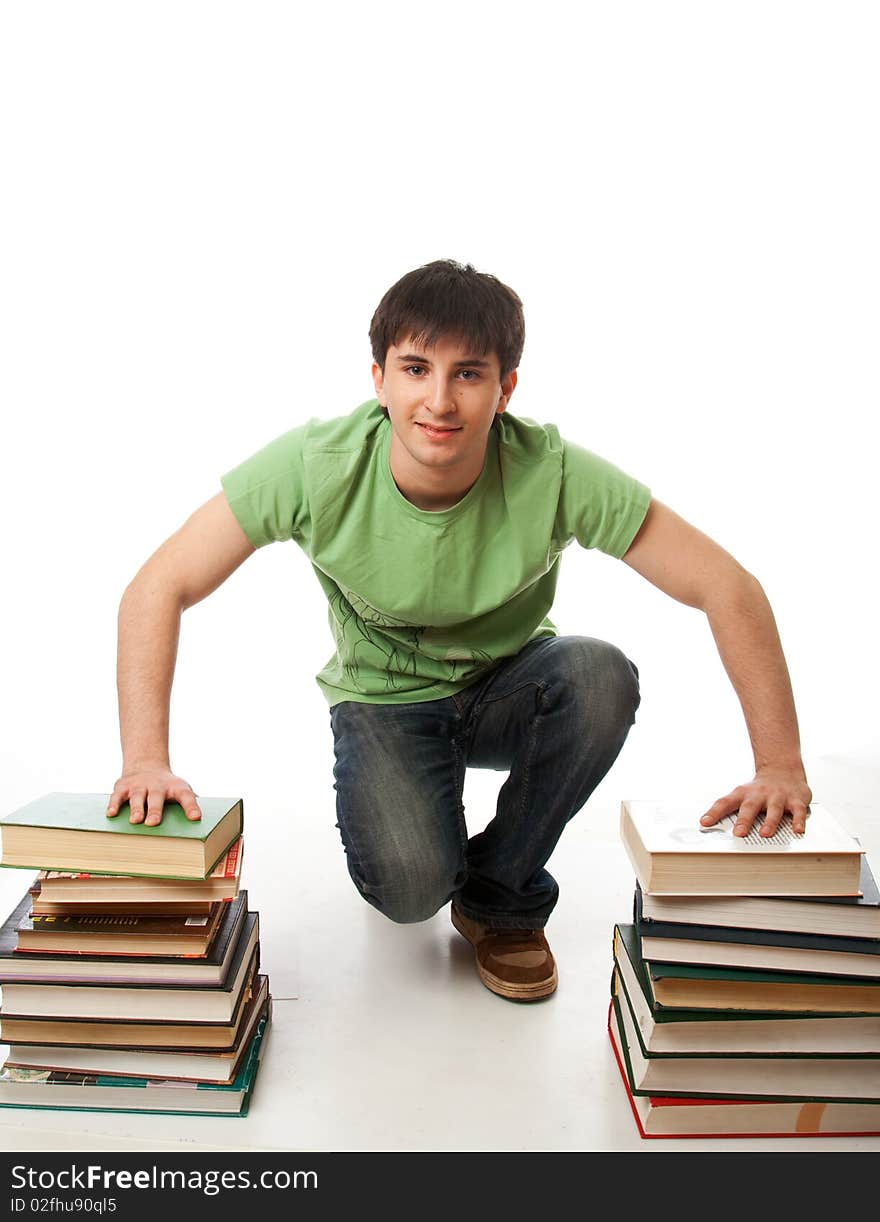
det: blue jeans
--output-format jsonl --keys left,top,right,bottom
{"left": 329, "top": 636, "right": 640, "bottom": 930}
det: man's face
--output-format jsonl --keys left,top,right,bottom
{"left": 372, "top": 333, "right": 517, "bottom": 478}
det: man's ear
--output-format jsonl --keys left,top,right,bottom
{"left": 496, "top": 369, "right": 518, "bottom": 415}
{"left": 371, "top": 361, "right": 385, "bottom": 406}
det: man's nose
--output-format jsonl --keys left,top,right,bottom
{"left": 423, "top": 375, "right": 456, "bottom": 414}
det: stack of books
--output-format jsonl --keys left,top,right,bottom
{"left": 0, "top": 792, "right": 270, "bottom": 1117}
{"left": 610, "top": 798, "right": 880, "bottom": 1139}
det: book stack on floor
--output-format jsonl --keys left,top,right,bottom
{"left": 0, "top": 792, "right": 270, "bottom": 1116}
{"left": 610, "top": 798, "right": 880, "bottom": 1139}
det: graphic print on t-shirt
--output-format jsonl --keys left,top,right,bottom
{"left": 330, "top": 587, "right": 425, "bottom": 693}
{"left": 340, "top": 585, "right": 420, "bottom": 630}
{"left": 330, "top": 587, "right": 496, "bottom": 694}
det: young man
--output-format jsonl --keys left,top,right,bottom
{"left": 108, "top": 260, "right": 812, "bottom": 1002}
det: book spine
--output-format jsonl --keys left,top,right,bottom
{"left": 216, "top": 839, "right": 242, "bottom": 879}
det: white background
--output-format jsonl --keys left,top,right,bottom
{"left": 2, "top": 0, "right": 877, "bottom": 814}
{"left": 0, "top": 1, "right": 878, "bottom": 1152}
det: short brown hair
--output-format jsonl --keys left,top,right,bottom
{"left": 369, "top": 259, "right": 525, "bottom": 380}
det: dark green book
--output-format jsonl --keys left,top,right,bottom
{"left": 0, "top": 793, "right": 243, "bottom": 879}
{"left": 618, "top": 919, "right": 880, "bottom": 1014}
{"left": 613, "top": 921, "right": 880, "bottom": 1055}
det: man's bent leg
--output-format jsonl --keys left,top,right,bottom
{"left": 329, "top": 697, "right": 468, "bottom": 924}
{"left": 452, "top": 635, "right": 640, "bottom": 929}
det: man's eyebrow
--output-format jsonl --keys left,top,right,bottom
{"left": 395, "top": 353, "right": 493, "bottom": 367}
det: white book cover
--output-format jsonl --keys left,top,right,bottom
{"left": 620, "top": 801, "right": 862, "bottom": 857}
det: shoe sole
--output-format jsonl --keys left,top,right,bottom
{"left": 451, "top": 905, "right": 558, "bottom": 1001}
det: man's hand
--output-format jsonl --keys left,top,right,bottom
{"left": 106, "top": 768, "right": 202, "bottom": 827}
{"left": 700, "top": 766, "right": 813, "bottom": 838}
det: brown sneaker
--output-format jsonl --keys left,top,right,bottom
{"left": 450, "top": 901, "right": 558, "bottom": 1001}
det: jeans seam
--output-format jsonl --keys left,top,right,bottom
{"left": 472, "top": 677, "right": 543, "bottom": 714}
{"left": 463, "top": 680, "right": 544, "bottom": 749}
{"left": 517, "top": 680, "right": 546, "bottom": 848}
{"left": 451, "top": 731, "right": 469, "bottom": 867}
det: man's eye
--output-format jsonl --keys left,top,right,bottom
{"left": 403, "top": 365, "right": 478, "bottom": 379}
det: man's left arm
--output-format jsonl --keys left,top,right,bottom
{"left": 620, "top": 498, "right": 812, "bottom": 837}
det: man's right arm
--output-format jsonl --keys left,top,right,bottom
{"left": 107, "top": 491, "right": 256, "bottom": 827}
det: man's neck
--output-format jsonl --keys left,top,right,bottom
{"left": 391, "top": 474, "right": 472, "bottom": 512}
{"left": 388, "top": 437, "right": 488, "bottom": 511}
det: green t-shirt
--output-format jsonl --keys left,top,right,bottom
{"left": 221, "top": 399, "right": 651, "bottom": 707}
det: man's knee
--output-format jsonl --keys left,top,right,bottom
{"left": 543, "top": 636, "right": 640, "bottom": 729}
{"left": 349, "top": 856, "right": 464, "bottom": 924}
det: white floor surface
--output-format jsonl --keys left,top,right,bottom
{"left": 0, "top": 752, "right": 878, "bottom": 1154}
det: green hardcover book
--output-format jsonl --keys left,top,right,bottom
{"left": 625, "top": 918, "right": 880, "bottom": 1014}
{"left": 613, "top": 922, "right": 880, "bottom": 1055}
{"left": 0, "top": 793, "right": 243, "bottom": 880}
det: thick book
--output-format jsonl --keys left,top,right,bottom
{"left": 644, "top": 956, "right": 880, "bottom": 1016}
{"left": 0, "top": 975, "right": 266, "bottom": 1051}
{"left": 0, "top": 915, "right": 260, "bottom": 1022}
{"left": 634, "top": 855, "right": 880, "bottom": 940}
{"left": 4, "top": 977, "right": 270, "bottom": 1085}
{"left": 0, "top": 891, "right": 249, "bottom": 985}
{"left": 30, "top": 896, "right": 216, "bottom": 917}
{"left": 0, "top": 1005, "right": 270, "bottom": 1116}
{"left": 16, "top": 902, "right": 225, "bottom": 957}
{"left": 0, "top": 972, "right": 261, "bottom": 1050}
{"left": 611, "top": 973, "right": 880, "bottom": 1100}
{"left": 613, "top": 922, "right": 880, "bottom": 1055}
{"left": 33, "top": 837, "right": 243, "bottom": 904}
{"left": 609, "top": 1002, "right": 880, "bottom": 1137}
{"left": 620, "top": 799, "right": 863, "bottom": 896}
{"left": 0, "top": 794, "right": 243, "bottom": 880}
{"left": 618, "top": 922, "right": 880, "bottom": 1015}
{"left": 635, "top": 884, "right": 880, "bottom": 978}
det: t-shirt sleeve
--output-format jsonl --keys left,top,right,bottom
{"left": 554, "top": 440, "right": 651, "bottom": 559}
{"left": 220, "top": 422, "right": 313, "bottom": 549}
